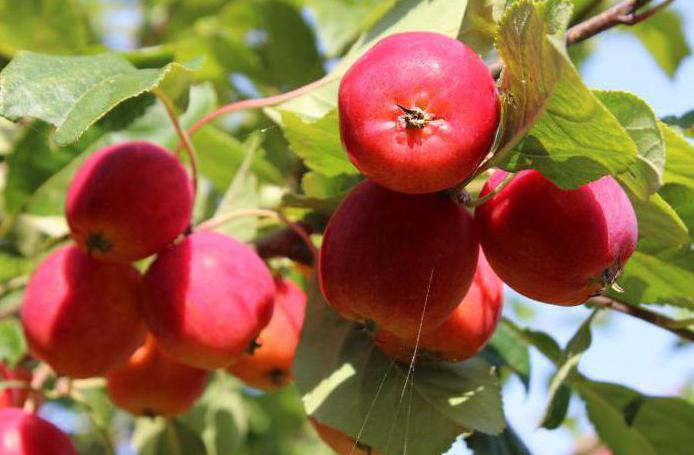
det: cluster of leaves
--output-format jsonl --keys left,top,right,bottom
{"left": 0, "top": 0, "right": 693, "bottom": 454}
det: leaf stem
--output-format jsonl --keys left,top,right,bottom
{"left": 588, "top": 296, "right": 694, "bottom": 342}
{"left": 197, "top": 209, "right": 318, "bottom": 263}
{"left": 466, "top": 173, "right": 515, "bottom": 207}
{"left": 153, "top": 88, "right": 199, "bottom": 199}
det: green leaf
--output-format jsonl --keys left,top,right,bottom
{"left": 301, "top": 172, "right": 361, "bottom": 200}
{"left": 492, "top": 0, "right": 566, "bottom": 165}
{"left": 3, "top": 122, "right": 76, "bottom": 215}
{"left": 658, "top": 184, "right": 694, "bottom": 241}
{"left": 662, "top": 110, "right": 694, "bottom": 138}
{"left": 0, "top": 0, "right": 88, "bottom": 58}
{"left": 179, "top": 373, "right": 247, "bottom": 455}
{"left": 500, "top": 318, "right": 562, "bottom": 365}
{"left": 593, "top": 90, "right": 664, "bottom": 199}
{"left": 305, "top": 0, "right": 396, "bottom": 57}
{"left": 294, "top": 280, "right": 504, "bottom": 455}
{"left": 632, "top": 193, "right": 690, "bottom": 251}
{"left": 487, "top": 321, "right": 530, "bottom": 390}
{"left": 540, "top": 310, "right": 598, "bottom": 429}
{"left": 281, "top": 110, "right": 357, "bottom": 177}
{"left": 661, "top": 123, "right": 694, "bottom": 188}
{"left": 457, "top": 0, "right": 505, "bottom": 57}
{"left": 0, "top": 252, "right": 36, "bottom": 283}
{"left": 465, "top": 422, "right": 532, "bottom": 455}
{"left": 0, "top": 51, "right": 194, "bottom": 145}
{"left": 211, "top": 134, "right": 262, "bottom": 242}
{"left": 496, "top": 1, "right": 638, "bottom": 189}
{"left": 614, "top": 247, "right": 694, "bottom": 310}
{"left": 0, "top": 318, "right": 26, "bottom": 367}
{"left": 630, "top": 10, "right": 691, "bottom": 78}
{"left": 577, "top": 379, "right": 694, "bottom": 455}
{"left": 132, "top": 418, "right": 207, "bottom": 455}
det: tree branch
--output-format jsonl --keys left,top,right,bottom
{"left": 490, "top": 0, "right": 675, "bottom": 78}
{"left": 588, "top": 296, "right": 694, "bottom": 342}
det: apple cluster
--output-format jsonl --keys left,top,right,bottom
{"left": 319, "top": 31, "right": 639, "bottom": 369}
{"left": 5, "top": 142, "right": 309, "bottom": 449}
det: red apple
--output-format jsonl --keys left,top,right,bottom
{"left": 142, "top": 231, "right": 275, "bottom": 370}
{"left": 227, "top": 277, "right": 306, "bottom": 390}
{"left": 106, "top": 335, "right": 207, "bottom": 417}
{"left": 0, "top": 408, "right": 76, "bottom": 455}
{"left": 66, "top": 141, "right": 193, "bottom": 262}
{"left": 21, "top": 245, "right": 145, "bottom": 378}
{"left": 319, "top": 180, "right": 479, "bottom": 339}
{"left": 338, "top": 32, "right": 499, "bottom": 194}
{"left": 374, "top": 251, "right": 503, "bottom": 363}
{"left": 475, "top": 170, "right": 638, "bottom": 305}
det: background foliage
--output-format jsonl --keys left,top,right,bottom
{"left": 0, "top": 0, "right": 693, "bottom": 454}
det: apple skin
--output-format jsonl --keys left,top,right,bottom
{"left": 319, "top": 180, "right": 479, "bottom": 339}
{"left": 142, "top": 231, "right": 275, "bottom": 370}
{"left": 0, "top": 408, "right": 77, "bottom": 455}
{"left": 338, "top": 31, "right": 499, "bottom": 194}
{"left": 374, "top": 251, "right": 503, "bottom": 363}
{"left": 0, "top": 363, "right": 32, "bottom": 409}
{"left": 66, "top": 141, "right": 193, "bottom": 262}
{"left": 106, "top": 335, "right": 207, "bottom": 417}
{"left": 21, "top": 245, "right": 146, "bottom": 378}
{"left": 227, "top": 277, "right": 306, "bottom": 391}
{"left": 475, "top": 170, "right": 638, "bottom": 305}
{"left": 310, "top": 418, "right": 382, "bottom": 455}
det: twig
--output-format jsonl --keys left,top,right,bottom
{"left": 153, "top": 88, "right": 199, "bottom": 198}
{"left": 197, "top": 209, "right": 318, "bottom": 263}
{"left": 588, "top": 296, "right": 694, "bottom": 342}
{"left": 490, "top": 0, "right": 676, "bottom": 78}
{"left": 181, "top": 75, "right": 337, "bottom": 146}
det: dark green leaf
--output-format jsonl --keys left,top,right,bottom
{"left": 465, "top": 422, "right": 532, "bottom": 455}
{"left": 662, "top": 110, "right": 694, "bottom": 138}
{"left": 540, "top": 310, "right": 597, "bottom": 429}
{"left": 294, "top": 280, "right": 504, "bottom": 455}
{"left": 487, "top": 321, "right": 530, "bottom": 390}
{"left": 577, "top": 379, "right": 694, "bottom": 455}
{"left": 0, "top": 52, "right": 193, "bottom": 145}
{"left": 0, "top": 318, "right": 26, "bottom": 367}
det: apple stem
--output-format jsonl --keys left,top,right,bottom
{"left": 153, "top": 88, "right": 199, "bottom": 205}
{"left": 196, "top": 208, "right": 318, "bottom": 263}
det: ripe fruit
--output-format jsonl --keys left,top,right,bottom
{"left": 475, "top": 170, "right": 638, "bottom": 305}
{"left": 374, "top": 251, "right": 503, "bottom": 363}
{"left": 338, "top": 32, "right": 499, "bottom": 194}
{"left": 106, "top": 335, "right": 207, "bottom": 417}
{"left": 66, "top": 141, "right": 193, "bottom": 262}
{"left": 319, "top": 180, "right": 479, "bottom": 339}
{"left": 0, "top": 408, "right": 77, "bottom": 455}
{"left": 310, "top": 418, "right": 381, "bottom": 455}
{"left": 0, "top": 363, "right": 33, "bottom": 409}
{"left": 21, "top": 245, "right": 145, "bottom": 378}
{"left": 142, "top": 231, "right": 275, "bottom": 370}
{"left": 227, "top": 277, "right": 306, "bottom": 390}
